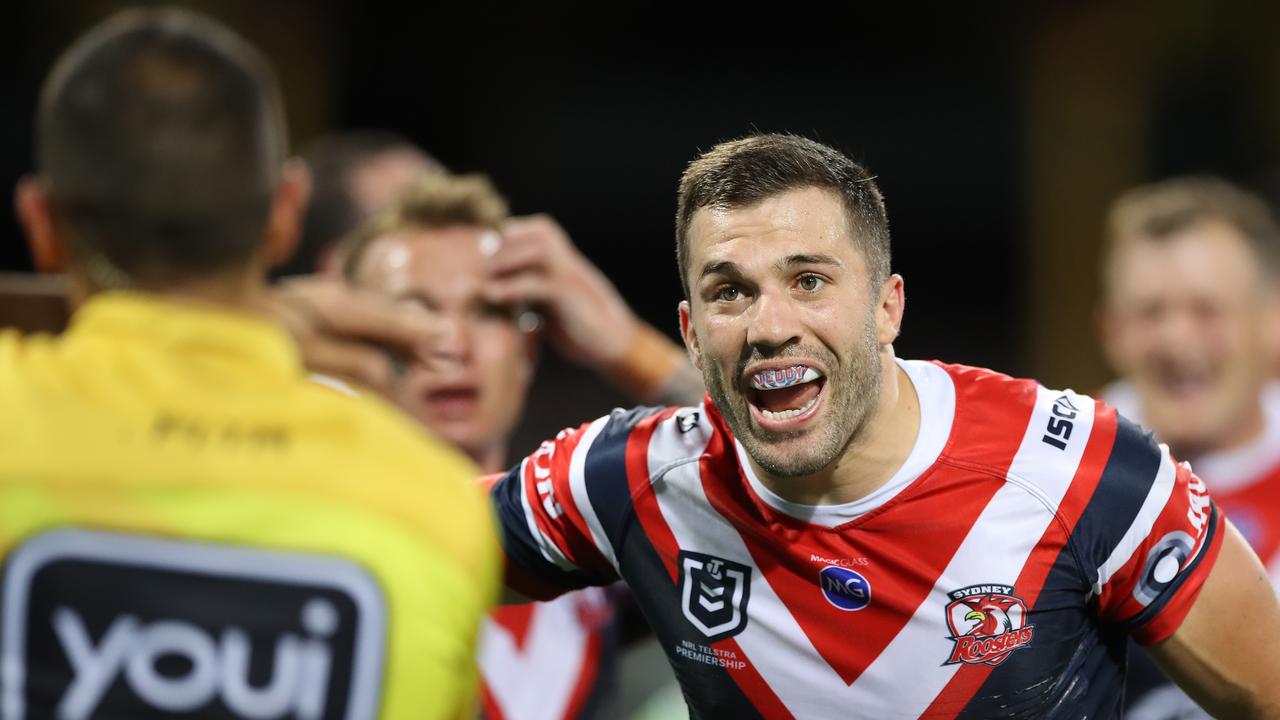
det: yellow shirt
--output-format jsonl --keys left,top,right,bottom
{"left": 0, "top": 292, "right": 498, "bottom": 720}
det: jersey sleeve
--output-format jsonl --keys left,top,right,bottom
{"left": 1072, "top": 415, "right": 1224, "bottom": 645}
{"left": 489, "top": 406, "right": 668, "bottom": 600}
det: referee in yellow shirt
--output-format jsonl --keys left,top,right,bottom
{"left": 3, "top": 8, "right": 498, "bottom": 719}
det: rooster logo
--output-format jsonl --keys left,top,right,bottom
{"left": 944, "top": 585, "right": 1035, "bottom": 666}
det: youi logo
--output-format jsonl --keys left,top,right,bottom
{"left": 819, "top": 565, "right": 871, "bottom": 611}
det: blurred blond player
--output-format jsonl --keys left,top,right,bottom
{"left": 342, "top": 172, "right": 699, "bottom": 719}
{"left": 1098, "top": 176, "right": 1280, "bottom": 719}
{"left": 4, "top": 9, "right": 497, "bottom": 718}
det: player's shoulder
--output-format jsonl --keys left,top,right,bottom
{"left": 566, "top": 402, "right": 709, "bottom": 459}
{"left": 928, "top": 360, "right": 1150, "bottom": 484}
{"left": 298, "top": 377, "right": 478, "bottom": 483}
{"left": 0, "top": 329, "right": 57, "bottom": 390}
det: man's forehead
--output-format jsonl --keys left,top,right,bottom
{"left": 687, "top": 188, "right": 856, "bottom": 266}
{"left": 1114, "top": 222, "right": 1258, "bottom": 280}
{"left": 1109, "top": 222, "right": 1266, "bottom": 303}
{"left": 358, "top": 225, "right": 490, "bottom": 293}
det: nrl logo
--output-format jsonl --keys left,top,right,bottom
{"left": 678, "top": 550, "right": 751, "bottom": 642}
{"left": 943, "top": 584, "right": 1035, "bottom": 667}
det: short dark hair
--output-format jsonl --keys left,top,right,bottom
{"left": 36, "top": 7, "right": 286, "bottom": 288}
{"left": 280, "top": 131, "right": 443, "bottom": 277}
{"left": 675, "top": 134, "right": 891, "bottom": 298}
{"left": 1104, "top": 175, "right": 1280, "bottom": 293}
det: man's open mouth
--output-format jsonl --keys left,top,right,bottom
{"left": 746, "top": 364, "right": 827, "bottom": 422}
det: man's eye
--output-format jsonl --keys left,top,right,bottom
{"left": 716, "top": 286, "right": 741, "bottom": 302}
{"left": 477, "top": 301, "right": 517, "bottom": 321}
{"left": 798, "top": 275, "right": 824, "bottom": 292}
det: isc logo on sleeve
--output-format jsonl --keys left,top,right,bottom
{"left": 0, "top": 529, "right": 386, "bottom": 719}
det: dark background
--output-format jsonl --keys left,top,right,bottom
{"left": 8, "top": 1, "right": 1280, "bottom": 451}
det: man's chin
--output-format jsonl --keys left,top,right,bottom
{"left": 739, "top": 435, "right": 833, "bottom": 479}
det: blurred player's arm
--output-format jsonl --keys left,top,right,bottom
{"left": 264, "top": 274, "right": 447, "bottom": 395}
{"left": 1148, "top": 520, "right": 1280, "bottom": 719}
{"left": 486, "top": 215, "right": 702, "bottom": 406}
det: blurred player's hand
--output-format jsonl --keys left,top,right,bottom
{"left": 484, "top": 214, "right": 640, "bottom": 370}
{"left": 266, "top": 275, "right": 448, "bottom": 395}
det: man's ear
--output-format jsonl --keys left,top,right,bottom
{"left": 875, "top": 274, "right": 905, "bottom": 345}
{"left": 262, "top": 159, "right": 312, "bottom": 268}
{"left": 679, "top": 300, "right": 702, "bottom": 370}
{"left": 15, "top": 176, "right": 67, "bottom": 272}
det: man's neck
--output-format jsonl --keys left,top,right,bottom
{"left": 68, "top": 266, "right": 269, "bottom": 318}
{"left": 750, "top": 357, "right": 922, "bottom": 507}
{"left": 474, "top": 441, "right": 509, "bottom": 475}
{"left": 1171, "top": 398, "right": 1269, "bottom": 462}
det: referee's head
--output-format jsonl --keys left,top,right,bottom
{"left": 15, "top": 7, "right": 308, "bottom": 299}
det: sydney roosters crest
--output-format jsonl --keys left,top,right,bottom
{"left": 943, "top": 584, "right": 1035, "bottom": 666}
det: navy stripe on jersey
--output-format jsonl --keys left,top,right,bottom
{"left": 1067, "top": 416, "right": 1164, "bottom": 589}
{"left": 491, "top": 464, "right": 614, "bottom": 594}
{"left": 583, "top": 406, "right": 665, "bottom": 558}
{"left": 1118, "top": 502, "right": 1220, "bottom": 635}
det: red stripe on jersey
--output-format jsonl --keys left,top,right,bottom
{"left": 626, "top": 408, "right": 683, "bottom": 582}
{"left": 480, "top": 681, "right": 504, "bottom": 720}
{"left": 715, "top": 636, "right": 795, "bottom": 719}
{"left": 922, "top": 402, "right": 1119, "bottom": 717}
{"left": 489, "top": 604, "right": 537, "bottom": 653}
{"left": 522, "top": 424, "right": 613, "bottom": 576}
{"left": 698, "top": 367, "right": 1036, "bottom": 687}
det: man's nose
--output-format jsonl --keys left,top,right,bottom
{"left": 745, "top": 287, "right": 803, "bottom": 351}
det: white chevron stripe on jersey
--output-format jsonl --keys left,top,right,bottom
{"left": 651, "top": 384, "right": 1096, "bottom": 718}
{"left": 1092, "top": 450, "right": 1176, "bottom": 596}
{"left": 849, "top": 385, "right": 1096, "bottom": 718}
{"left": 568, "top": 415, "right": 619, "bottom": 571}
{"left": 478, "top": 590, "right": 598, "bottom": 720}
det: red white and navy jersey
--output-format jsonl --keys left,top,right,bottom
{"left": 478, "top": 587, "right": 618, "bottom": 720}
{"left": 491, "top": 360, "right": 1223, "bottom": 719}
{"left": 1103, "top": 380, "right": 1280, "bottom": 720}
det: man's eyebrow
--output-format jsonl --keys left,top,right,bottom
{"left": 699, "top": 260, "right": 742, "bottom": 282}
{"left": 779, "top": 253, "right": 843, "bottom": 270}
{"left": 395, "top": 290, "right": 440, "bottom": 309}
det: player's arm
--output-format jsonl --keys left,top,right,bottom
{"left": 1146, "top": 519, "right": 1280, "bottom": 718}
{"left": 263, "top": 274, "right": 448, "bottom": 395}
{"left": 1085, "top": 413, "right": 1280, "bottom": 718}
{"left": 484, "top": 415, "right": 636, "bottom": 604}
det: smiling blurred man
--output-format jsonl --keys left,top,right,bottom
{"left": 1098, "top": 176, "right": 1280, "bottom": 719}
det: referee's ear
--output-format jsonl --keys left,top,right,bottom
{"left": 15, "top": 175, "right": 66, "bottom": 273}
{"left": 262, "top": 159, "right": 312, "bottom": 270}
